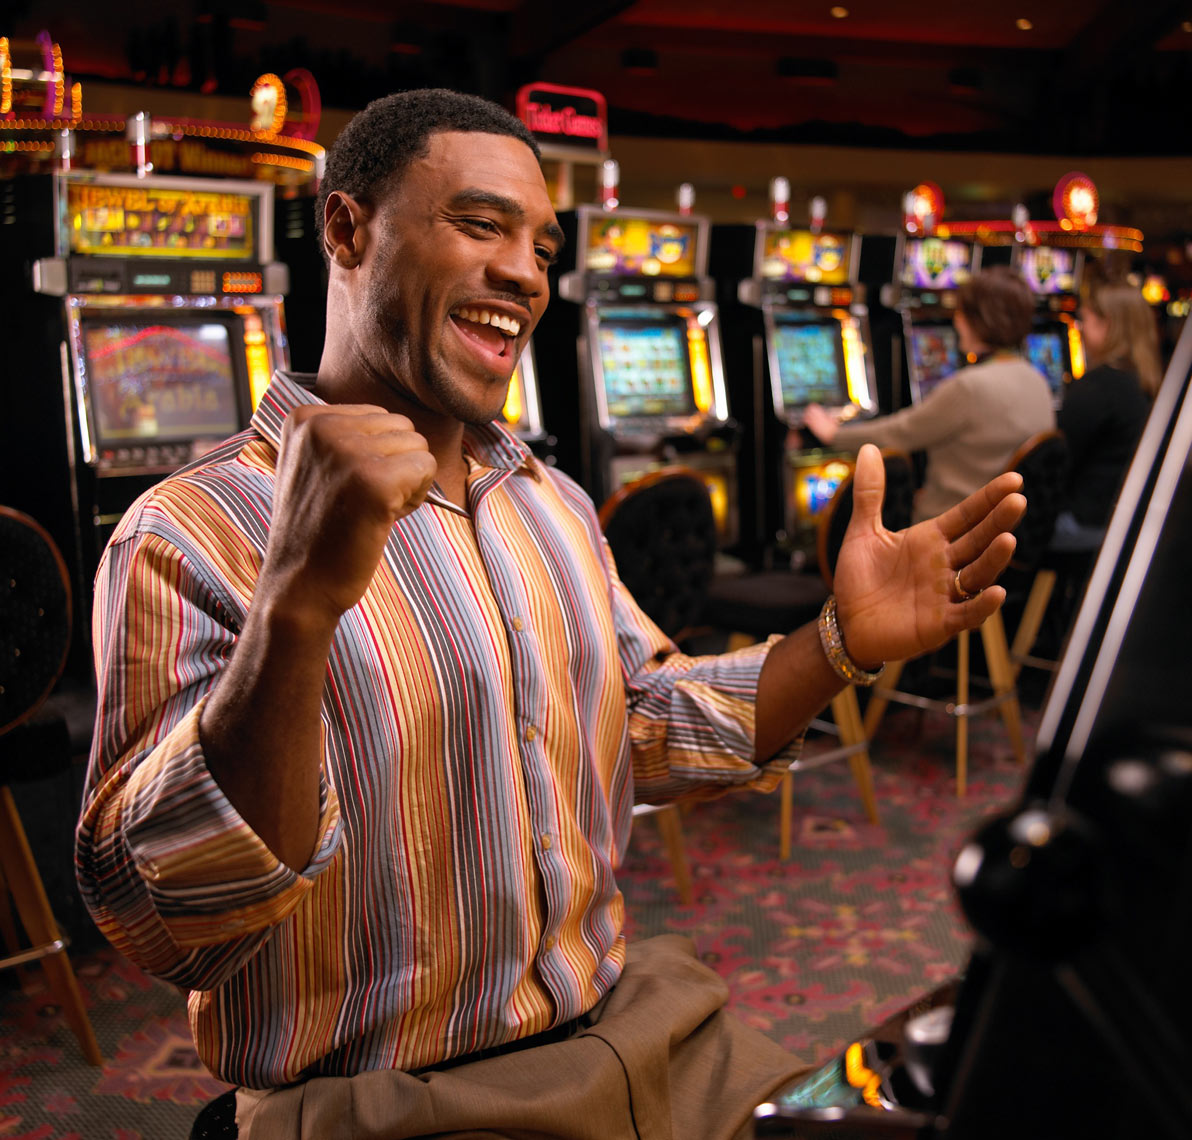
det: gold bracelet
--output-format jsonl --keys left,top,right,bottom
{"left": 818, "top": 595, "right": 885, "bottom": 686}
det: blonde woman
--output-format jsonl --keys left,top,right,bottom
{"left": 1051, "top": 278, "right": 1162, "bottom": 550}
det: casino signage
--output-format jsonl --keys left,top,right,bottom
{"left": 516, "top": 83, "right": 608, "bottom": 153}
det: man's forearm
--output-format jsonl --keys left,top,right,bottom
{"left": 200, "top": 591, "right": 338, "bottom": 870}
{"left": 754, "top": 620, "right": 847, "bottom": 762}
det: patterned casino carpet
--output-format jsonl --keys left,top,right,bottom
{"left": 0, "top": 703, "right": 1034, "bottom": 1138}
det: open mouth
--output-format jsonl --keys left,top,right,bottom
{"left": 449, "top": 305, "right": 523, "bottom": 360}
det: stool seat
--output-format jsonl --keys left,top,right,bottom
{"left": 702, "top": 569, "right": 829, "bottom": 639}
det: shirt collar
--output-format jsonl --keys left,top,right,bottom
{"left": 250, "top": 370, "right": 320, "bottom": 452}
{"left": 252, "top": 370, "right": 537, "bottom": 482}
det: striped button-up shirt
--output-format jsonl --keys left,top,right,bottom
{"left": 76, "top": 372, "right": 794, "bottom": 1088}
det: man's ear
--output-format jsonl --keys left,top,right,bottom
{"left": 322, "top": 191, "right": 370, "bottom": 269}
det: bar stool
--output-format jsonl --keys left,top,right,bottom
{"left": 862, "top": 431, "right": 1069, "bottom": 795}
{"left": 0, "top": 506, "right": 102, "bottom": 1065}
{"left": 599, "top": 467, "right": 721, "bottom": 905}
{"left": 701, "top": 450, "right": 916, "bottom": 856}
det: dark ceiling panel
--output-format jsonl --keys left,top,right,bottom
{"left": 5, "top": 0, "right": 1191, "bottom": 153}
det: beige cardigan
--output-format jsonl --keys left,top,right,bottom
{"left": 833, "top": 353, "right": 1056, "bottom": 522}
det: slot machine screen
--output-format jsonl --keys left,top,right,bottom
{"left": 80, "top": 316, "right": 248, "bottom": 450}
{"left": 901, "top": 238, "right": 973, "bottom": 290}
{"left": 771, "top": 315, "right": 849, "bottom": 407}
{"left": 584, "top": 213, "right": 700, "bottom": 278}
{"left": 65, "top": 179, "right": 258, "bottom": 261}
{"left": 597, "top": 317, "right": 697, "bottom": 419}
{"left": 1019, "top": 246, "right": 1077, "bottom": 295}
{"left": 759, "top": 229, "right": 851, "bottom": 285}
{"left": 909, "top": 323, "right": 962, "bottom": 399}
{"left": 1025, "top": 329, "right": 1067, "bottom": 397}
{"left": 790, "top": 456, "right": 854, "bottom": 527}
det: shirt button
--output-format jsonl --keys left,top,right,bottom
{"left": 511, "top": 616, "right": 524, "bottom": 632}
{"left": 543, "top": 936, "right": 556, "bottom": 951}
{"left": 541, "top": 833, "right": 552, "bottom": 850}
{"left": 525, "top": 724, "right": 538, "bottom": 741}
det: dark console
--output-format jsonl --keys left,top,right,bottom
{"left": 754, "top": 314, "right": 1192, "bottom": 1139}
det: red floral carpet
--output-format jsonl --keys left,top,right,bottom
{"left": 0, "top": 705, "right": 1031, "bottom": 1137}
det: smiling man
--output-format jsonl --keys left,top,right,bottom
{"left": 77, "top": 90, "right": 1026, "bottom": 1140}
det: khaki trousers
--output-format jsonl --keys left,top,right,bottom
{"left": 237, "top": 934, "right": 809, "bottom": 1140}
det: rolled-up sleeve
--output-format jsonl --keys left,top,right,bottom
{"left": 603, "top": 542, "right": 800, "bottom": 804}
{"left": 76, "top": 523, "right": 342, "bottom": 991}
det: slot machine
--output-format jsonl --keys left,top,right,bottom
{"left": 1015, "top": 243, "right": 1084, "bottom": 406}
{"left": 716, "top": 187, "right": 879, "bottom": 564}
{"left": 2, "top": 171, "right": 289, "bottom": 669}
{"left": 893, "top": 233, "right": 980, "bottom": 405}
{"left": 540, "top": 194, "right": 739, "bottom": 546}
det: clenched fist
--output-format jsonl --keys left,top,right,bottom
{"left": 261, "top": 404, "right": 438, "bottom": 624}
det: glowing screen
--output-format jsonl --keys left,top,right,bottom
{"left": 82, "top": 320, "right": 242, "bottom": 444}
{"left": 792, "top": 457, "right": 854, "bottom": 525}
{"left": 772, "top": 317, "right": 848, "bottom": 407}
{"left": 598, "top": 320, "right": 696, "bottom": 418}
{"left": 901, "top": 238, "right": 973, "bottom": 290}
{"left": 909, "top": 323, "right": 962, "bottom": 400}
{"left": 760, "top": 229, "right": 850, "bottom": 285}
{"left": 1020, "top": 246, "right": 1077, "bottom": 295}
{"left": 1026, "top": 330, "right": 1067, "bottom": 395}
{"left": 66, "top": 181, "right": 256, "bottom": 260}
{"left": 585, "top": 214, "right": 699, "bottom": 277}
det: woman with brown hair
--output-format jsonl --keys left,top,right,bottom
{"left": 805, "top": 265, "right": 1055, "bottom": 522}
{"left": 1049, "top": 276, "right": 1162, "bottom": 550}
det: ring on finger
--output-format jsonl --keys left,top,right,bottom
{"left": 954, "top": 568, "right": 981, "bottom": 602}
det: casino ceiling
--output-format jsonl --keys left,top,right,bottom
{"left": 8, "top": 0, "right": 1192, "bottom": 154}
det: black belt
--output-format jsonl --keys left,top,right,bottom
{"left": 413, "top": 1010, "right": 595, "bottom": 1075}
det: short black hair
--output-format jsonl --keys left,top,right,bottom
{"left": 315, "top": 88, "right": 541, "bottom": 255}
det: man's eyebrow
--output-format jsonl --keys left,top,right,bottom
{"left": 449, "top": 188, "right": 566, "bottom": 248}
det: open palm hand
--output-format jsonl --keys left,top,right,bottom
{"left": 832, "top": 445, "right": 1026, "bottom": 668}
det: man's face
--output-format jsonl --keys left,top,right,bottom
{"left": 349, "top": 130, "right": 562, "bottom": 426}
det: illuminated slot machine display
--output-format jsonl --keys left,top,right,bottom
{"left": 1016, "top": 243, "right": 1083, "bottom": 406}
{"left": 546, "top": 194, "right": 739, "bottom": 545}
{"left": 5, "top": 171, "right": 290, "bottom": 663}
{"left": 732, "top": 194, "right": 878, "bottom": 557}
{"left": 48, "top": 173, "right": 286, "bottom": 451}
{"left": 894, "top": 232, "right": 980, "bottom": 403}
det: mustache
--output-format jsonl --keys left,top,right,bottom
{"left": 467, "top": 292, "right": 534, "bottom": 320}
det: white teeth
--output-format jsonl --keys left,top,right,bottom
{"left": 455, "top": 307, "right": 520, "bottom": 337}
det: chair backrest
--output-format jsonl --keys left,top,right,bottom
{"left": 598, "top": 467, "right": 718, "bottom": 640}
{"left": 1005, "top": 430, "right": 1070, "bottom": 573}
{"left": 0, "top": 507, "right": 72, "bottom": 736}
{"left": 817, "top": 450, "right": 916, "bottom": 589}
